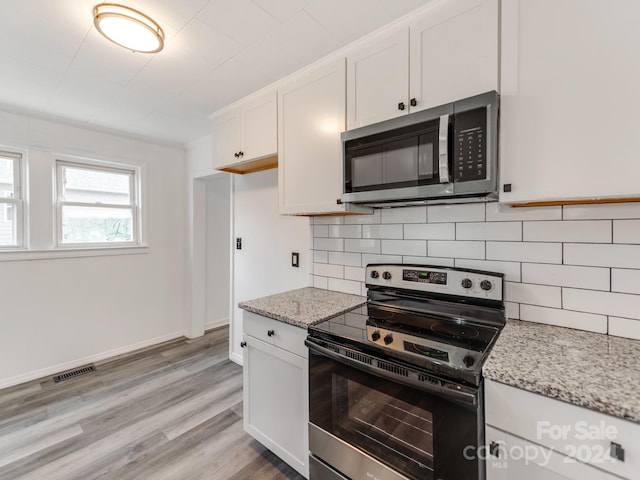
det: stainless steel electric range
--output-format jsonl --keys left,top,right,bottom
{"left": 306, "top": 264, "right": 506, "bottom": 480}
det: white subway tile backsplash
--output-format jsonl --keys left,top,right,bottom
{"left": 522, "top": 263, "right": 610, "bottom": 291}
{"left": 313, "top": 275, "right": 328, "bottom": 289}
{"left": 328, "top": 278, "right": 362, "bottom": 296}
{"left": 428, "top": 240, "right": 485, "bottom": 259}
{"left": 564, "top": 243, "right": 640, "bottom": 268}
{"left": 563, "top": 203, "right": 640, "bottom": 220}
{"left": 313, "top": 263, "right": 343, "bottom": 279}
{"left": 403, "top": 256, "right": 455, "bottom": 267}
{"left": 344, "top": 266, "right": 366, "bottom": 282}
{"left": 520, "top": 305, "right": 607, "bottom": 333}
{"left": 609, "top": 317, "right": 640, "bottom": 340}
{"left": 345, "top": 239, "right": 380, "bottom": 254}
{"left": 329, "top": 225, "right": 362, "bottom": 239}
{"left": 505, "top": 302, "right": 520, "bottom": 320}
{"left": 314, "top": 237, "right": 344, "bottom": 252}
{"left": 313, "top": 201, "right": 640, "bottom": 339}
{"left": 380, "top": 206, "right": 427, "bottom": 224}
{"left": 313, "top": 225, "right": 329, "bottom": 237}
{"left": 523, "top": 220, "right": 611, "bottom": 243}
{"left": 313, "top": 250, "right": 328, "bottom": 263}
{"left": 487, "top": 241, "right": 562, "bottom": 264}
{"left": 362, "top": 224, "right": 403, "bottom": 239}
{"left": 404, "top": 223, "right": 455, "bottom": 240}
{"left": 613, "top": 220, "right": 640, "bottom": 244}
{"left": 362, "top": 254, "right": 403, "bottom": 266}
{"left": 505, "top": 282, "right": 561, "bottom": 308}
{"left": 454, "top": 259, "right": 521, "bottom": 282}
{"left": 612, "top": 269, "right": 640, "bottom": 294}
{"left": 328, "top": 251, "right": 362, "bottom": 267}
{"left": 456, "top": 222, "right": 522, "bottom": 241}
{"left": 428, "top": 203, "right": 485, "bottom": 223}
{"left": 313, "top": 216, "right": 344, "bottom": 225}
{"left": 563, "top": 288, "right": 640, "bottom": 320}
{"left": 345, "top": 210, "right": 381, "bottom": 224}
{"left": 486, "top": 203, "right": 561, "bottom": 221}
{"left": 382, "top": 239, "right": 427, "bottom": 256}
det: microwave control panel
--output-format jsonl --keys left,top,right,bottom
{"left": 454, "top": 107, "right": 487, "bottom": 182}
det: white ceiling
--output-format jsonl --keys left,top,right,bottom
{"left": 0, "top": 0, "right": 432, "bottom": 146}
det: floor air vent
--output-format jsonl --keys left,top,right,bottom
{"left": 53, "top": 364, "right": 96, "bottom": 383}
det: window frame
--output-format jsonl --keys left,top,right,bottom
{"left": 0, "top": 150, "right": 24, "bottom": 249}
{"left": 55, "top": 159, "right": 141, "bottom": 248}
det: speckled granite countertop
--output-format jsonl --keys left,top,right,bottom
{"left": 238, "top": 287, "right": 366, "bottom": 329}
{"left": 484, "top": 320, "right": 640, "bottom": 424}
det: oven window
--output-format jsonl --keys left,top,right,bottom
{"left": 309, "top": 349, "right": 481, "bottom": 480}
{"left": 340, "top": 377, "right": 434, "bottom": 474}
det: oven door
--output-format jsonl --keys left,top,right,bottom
{"left": 307, "top": 338, "right": 484, "bottom": 480}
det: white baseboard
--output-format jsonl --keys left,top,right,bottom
{"left": 0, "top": 330, "right": 186, "bottom": 390}
{"left": 205, "top": 317, "right": 229, "bottom": 331}
{"left": 229, "top": 351, "right": 243, "bottom": 367}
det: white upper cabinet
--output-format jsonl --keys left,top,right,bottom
{"left": 409, "top": 0, "right": 498, "bottom": 112}
{"left": 212, "top": 91, "right": 277, "bottom": 174}
{"left": 279, "top": 59, "right": 369, "bottom": 215}
{"left": 347, "top": 29, "right": 410, "bottom": 129}
{"left": 499, "top": 0, "right": 640, "bottom": 205}
{"left": 212, "top": 109, "right": 241, "bottom": 169}
{"left": 346, "top": 0, "right": 498, "bottom": 129}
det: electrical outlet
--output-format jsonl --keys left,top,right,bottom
{"left": 291, "top": 252, "right": 299, "bottom": 267}
{"left": 236, "top": 238, "right": 242, "bottom": 250}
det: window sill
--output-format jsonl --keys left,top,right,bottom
{"left": 0, "top": 245, "right": 149, "bottom": 262}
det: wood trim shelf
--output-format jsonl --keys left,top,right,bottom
{"left": 217, "top": 155, "right": 278, "bottom": 175}
{"left": 509, "top": 197, "right": 640, "bottom": 208}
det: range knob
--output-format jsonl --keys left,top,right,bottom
{"left": 384, "top": 333, "right": 394, "bottom": 345}
{"left": 463, "top": 356, "right": 475, "bottom": 368}
{"left": 480, "top": 280, "right": 493, "bottom": 291}
{"left": 382, "top": 271, "right": 392, "bottom": 280}
{"left": 370, "top": 270, "right": 379, "bottom": 279}
{"left": 461, "top": 278, "right": 473, "bottom": 289}
{"left": 371, "top": 330, "right": 381, "bottom": 342}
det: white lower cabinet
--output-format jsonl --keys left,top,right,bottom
{"left": 485, "top": 380, "right": 639, "bottom": 480}
{"left": 242, "top": 313, "right": 308, "bottom": 478}
{"left": 486, "top": 426, "right": 619, "bottom": 480}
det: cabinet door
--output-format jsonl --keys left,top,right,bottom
{"left": 241, "top": 91, "right": 277, "bottom": 161}
{"left": 486, "top": 426, "right": 619, "bottom": 480}
{"left": 499, "top": 0, "right": 640, "bottom": 204}
{"left": 278, "top": 59, "right": 346, "bottom": 215}
{"left": 212, "top": 108, "right": 241, "bottom": 170}
{"left": 243, "top": 335, "right": 308, "bottom": 477}
{"left": 409, "top": 0, "right": 498, "bottom": 112}
{"left": 346, "top": 29, "right": 409, "bottom": 129}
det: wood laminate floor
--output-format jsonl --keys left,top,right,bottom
{"left": 0, "top": 326, "right": 305, "bottom": 480}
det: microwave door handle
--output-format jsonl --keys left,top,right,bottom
{"left": 438, "top": 114, "right": 450, "bottom": 183}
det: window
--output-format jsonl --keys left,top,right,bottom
{"left": 0, "top": 151, "right": 22, "bottom": 248}
{"left": 56, "top": 160, "right": 140, "bottom": 246}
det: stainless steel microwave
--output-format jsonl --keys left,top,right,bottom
{"left": 341, "top": 91, "right": 499, "bottom": 207}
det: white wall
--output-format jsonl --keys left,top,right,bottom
{"left": 231, "top": 169, "right": 311, "bottom": 363}
{"left": 311, "top": 202, "right": 640, "bottom": 340}
{"left": 205, "top": 175, "right": 231, "bottom": 329}
{"left": 185, "top": 134, "right": 225, "bottom": 339}
{"left": 0, "top": 110, "right": 186, "bottom": 388}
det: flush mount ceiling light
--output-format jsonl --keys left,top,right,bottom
{"left": 93, "top": 4, "right": 164, "bottom": 53}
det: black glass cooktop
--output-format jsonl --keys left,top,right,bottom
{"left": 311, "top": 304, "right": 499, "bottom": 351}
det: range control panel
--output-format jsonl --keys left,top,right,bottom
{"left": 366, "top": 324, "right": 480, "bottom": 371}
{"left": 367, "top": 264, "right": 503, "bottom": 302}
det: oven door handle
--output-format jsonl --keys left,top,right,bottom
{"left": 306, "top": 338, "right": 478, "bottom": 407}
